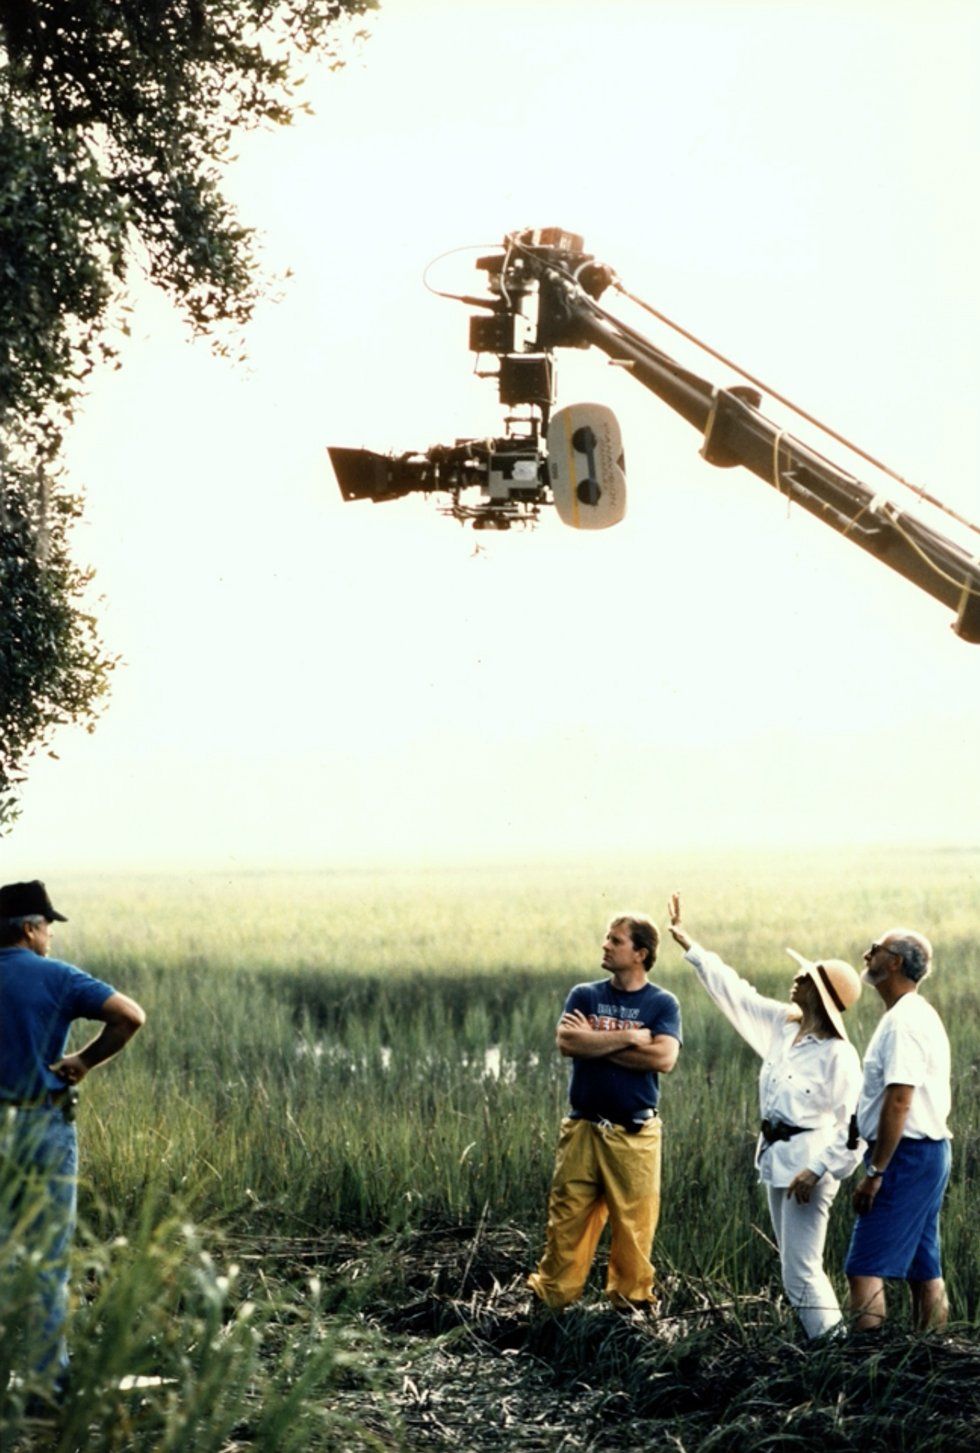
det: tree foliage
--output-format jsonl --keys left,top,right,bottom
{"left": 0, "top": 467, "right": 113, "bottom": 825}
{"left": 0, "top": 1, "right": 372, "bottom": 826}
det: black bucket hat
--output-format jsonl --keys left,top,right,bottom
{"left": 0, "top": 880, "right": 68, "bottom": 922}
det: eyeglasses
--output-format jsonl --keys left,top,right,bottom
{"left": 867, "top": 942, "right": 899, "bottom": 958}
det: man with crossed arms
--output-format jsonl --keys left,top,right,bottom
{"left": 528, "top": 913, "right": 681, "bottom": 1311}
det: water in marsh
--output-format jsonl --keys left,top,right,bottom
{"left": 296, "top": 1042, "right": 530, "bottom": 1080}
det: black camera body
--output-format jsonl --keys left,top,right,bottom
{"left": 328, "top": 229, "right": 613, "bottom": 530}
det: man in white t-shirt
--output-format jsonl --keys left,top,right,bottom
{"left": 845, "top": 928, "right": 951, "bottom": 1331}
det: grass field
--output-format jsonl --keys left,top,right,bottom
{"left": 2, "top": 847, "right": 978, "bottom": 1449}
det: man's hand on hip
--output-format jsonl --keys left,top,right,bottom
{"left": 49, "top": 1054, "right": 89, "bottom": 1085}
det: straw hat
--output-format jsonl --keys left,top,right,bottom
{"left": 785, "top": 949, "right": 861, "bottom": 1040}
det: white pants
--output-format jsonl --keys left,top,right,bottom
{"left": 766, "top": 1177, "right": 842, "bottom": 1340}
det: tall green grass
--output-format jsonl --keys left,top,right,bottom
{"left": 3, "top": 849, "right": 977, "bottom": 1447}
{"left": 41, "top": 848, "right": 979, "bottom": 1321}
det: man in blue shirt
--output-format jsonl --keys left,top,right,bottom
{"left": 528, "top": 913, "right": 682, "bottom": 1311}
{"left": 0, "top": 879, "right": 146, "bottom": 1393}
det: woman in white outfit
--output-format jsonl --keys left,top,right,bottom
{"left": 667, "top": 894, "right": 863, "bottom": 1340}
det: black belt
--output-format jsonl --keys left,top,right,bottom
{"left": 571, "top": 1109, "right": 657, "bottom": 1135}
{"left": 760, "top": 1117, "right": 808, "bottom": 1145}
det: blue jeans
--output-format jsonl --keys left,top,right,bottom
{"left": 0, "top": 1106, "right": 78, "bottom": 1377}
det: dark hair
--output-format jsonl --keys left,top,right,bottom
{"left": 612, "top": 913, "right": 660, "bottom": 970}
{"left": 802, "top": 972, "right": 838, "bottom": 1036}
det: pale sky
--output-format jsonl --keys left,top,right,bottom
{"left": 5, "top": 0, "right": 980, "bottom": 871}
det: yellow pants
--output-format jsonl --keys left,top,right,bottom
{"left": 528, "top": 1115, "right": 663, "bottom": 1308}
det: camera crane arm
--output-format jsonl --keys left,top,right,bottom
{"left": 521, "top": 234, "right": 980, "bottom": 643}
{"left": 329, "top": 227, "right": 980, "bottom": 642}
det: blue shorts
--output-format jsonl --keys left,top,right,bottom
{"left": 845, "top": 1137, "right": 951, "bottom": 1281}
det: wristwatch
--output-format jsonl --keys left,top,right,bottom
{"left": 866, "top": 1164, "right": 884, "bottom": 1178}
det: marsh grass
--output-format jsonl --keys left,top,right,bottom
{"left": 48, "top": 848, "right": 980, "bottom": 1310}
{"left": 3, "top": 849, "right": 978, "bottom": 1446}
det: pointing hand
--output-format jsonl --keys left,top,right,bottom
{"left": 667, "top": 892, "right": 692, "bottom": 951}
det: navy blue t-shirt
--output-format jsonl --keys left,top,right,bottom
{"left": 563, "top": 978, "right": 682, "bottom": 1122}
{"left": 0, "top": 946, "right": 115, "bottom": 1099}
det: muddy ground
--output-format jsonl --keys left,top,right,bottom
{"left": 256, "top": 1224, "right": 980, "bottom": 1453}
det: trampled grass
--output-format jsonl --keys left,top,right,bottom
{"left": 3, "top": 847, "right": 978, "bottom": 1446}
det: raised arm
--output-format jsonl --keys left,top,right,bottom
{"left": 668, "top": 892, "right": 787, "bottom": 1059}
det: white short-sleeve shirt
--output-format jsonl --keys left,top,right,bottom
{"left": 857, "top": 991, "right": 951, "bottom": 1143}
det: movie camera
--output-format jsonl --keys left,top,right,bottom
{"left": 328, "top": 229, "right": 626, "bottom": 531}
